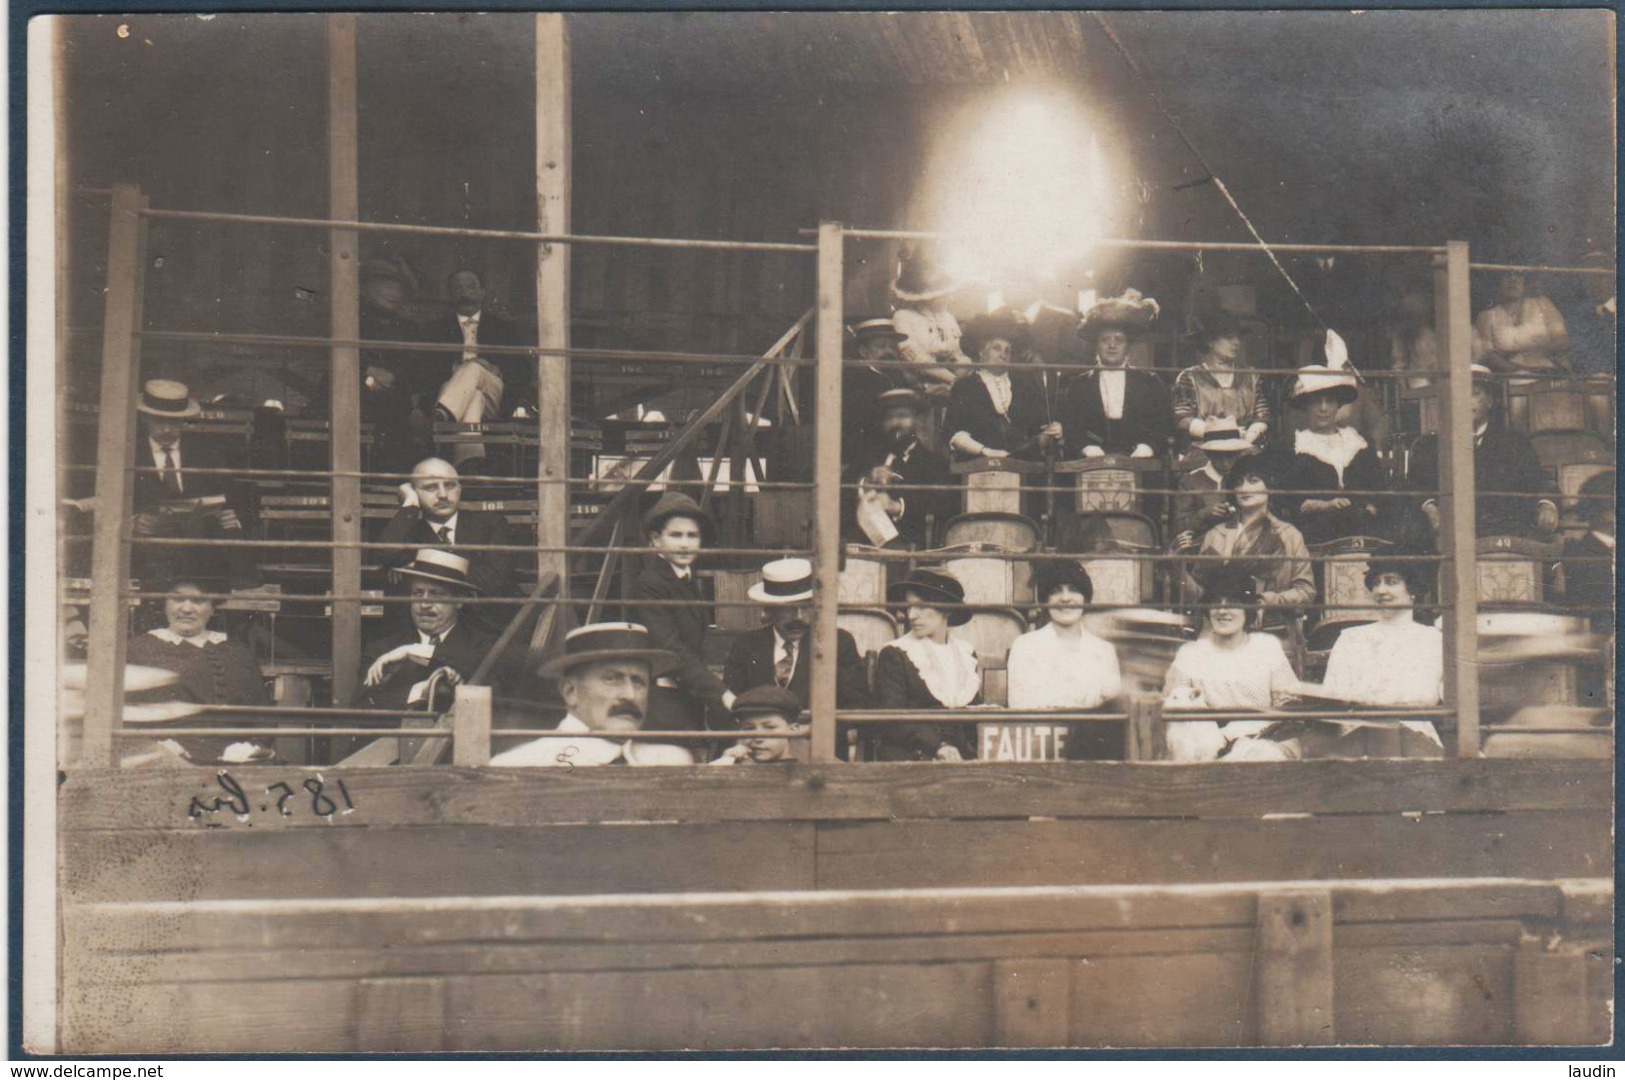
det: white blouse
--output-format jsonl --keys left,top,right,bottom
{"left": 1006, "top": 623, "right": 1122, "bottom": 709}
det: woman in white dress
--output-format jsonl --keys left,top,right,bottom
{"left": 1007, "top": 561, "right": 1123, "bottom": 759}
{"left": 873, "top": 568, "right": 980, "bottom": 761}
{"left": 1163, "top": 568, "right": 1302, "bottom": 761}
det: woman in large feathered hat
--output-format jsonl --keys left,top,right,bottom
{"left": 1062, "top": 289, "right": 1175, "bottom": 458}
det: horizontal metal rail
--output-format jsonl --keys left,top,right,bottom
{"left": 835, "top": 708, "right": 1454, "bottom": 723}
{"left": 820, "top": 226, "right": 1449, "bottom": 256}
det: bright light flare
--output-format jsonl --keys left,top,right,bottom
{"left": 931, "top": 89, "right": 1116, "bottom": 285}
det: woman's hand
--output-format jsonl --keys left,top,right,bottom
{"left": 935, "top": 744, "right": 964, "bottom": 762}
{"left": 1081, "top": 445, "right": 1106, "bottom": 458}
{"left": 1173, "top": 530, "right": 1196, "bottom": 552}
{"left": 981, "top": 447, "right": 1010, "bottom": 461}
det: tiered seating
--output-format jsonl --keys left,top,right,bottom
{"left": 1302, "top": 535, "right": 1392, "bottom": 679}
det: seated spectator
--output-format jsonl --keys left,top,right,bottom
{"left": 358, "top": 550, "right": 495, "bottom": 713}
{"left": 489, "top": 623, "right": 694, "bottom": 767}
{"left": 843, "top": 317, "right": 913, "bottom": 465}
{"left": 1008, "top": 561, "right": 1124, "bottom": 761}
{"left": 377, "top": 457, "right": 519, "bottom": 626}
{"left": 945, "top": 309, "right": 1062, "bottom": 461}
{"left": 1473, "top": 271, "right": 1570, "bottom": 375}
{"left": 873, "top": 569, "right": 978, "bottom": 761}
{"left": 633, "top": 492, "right": 731, "bottom": 729}
{"left": 359, "top": 256, "right": 429, "bottom": 471}
{"left": 1272, "top": 362, "right": 1386, "bottom": 544}
{"left": 429, "top": 269, "right": 537, "bottom": 471}
{"left": 710, "top": 686, "right": 808, "bottom": 765}
{"left": 1556, "top": 470, "right": 1615, "bottom": 635}
{"left": 1172, "top": 419, "right": 1256, "bottom": 548}
{"left": 1183, "top": 460, "right": 1316, "bottom": 613}
{"left": 1407, "top": 365, "right": 1559, "bottom": 541}
{"left": 844, "top": 388, "right": 950, "bottom": 549}
{"left": 1230, "top": 555, "right": 1444, "bottom": 761}
{"left": 129, "top": 379, "right": 257, "bottom": 588}
{"left": 723, "top": 558, "right": 869, "bottom": 711}
{"left": 890, "top": 246, "right": 971, "bottom": 393}
{"left": 123, "top": 574, "right": 273, "bottom": 765}
{"left": 1162, "top": 568, "right": 1301, "bottom": 761}
{"left": 1063, "top": 290, "right": 1172, "bottom": 458}
{"left": 1562, "top": 249, "right": 1617, "bottom": 377}
{"left": 1173, "top": 312, "right": 1269, "bottom": 449}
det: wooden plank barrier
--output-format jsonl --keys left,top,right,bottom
{"left": 61, "top": 877, "right": 1611, "bottom": 1052}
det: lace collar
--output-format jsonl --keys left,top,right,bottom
{"left": 148, "top": 628, "right": 228, "bottom": 648}
{"left": 889, "top": 632, "right": 980, "bottom": 708}
{"left": 1293, "top": 426, "right": 1368, "bottom": 482}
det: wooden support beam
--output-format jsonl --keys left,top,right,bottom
{"left": 1435, "top": 241, "right": 1480, "bottom": 756}
{"left": 81, "top": 183, "right": 146, "bottom": 767}
{"left": 810, "top": 222, "right": 845, "bottom": 764}
{"left": 1123, "top": 694, "right": 1166, "bottom": 762}
{"left": 327, "top": 13, "right": 363, "bottom": 707}
{"left": 1512, "top": 937, "right": 1593, "bottom": 1045}
{"left": 451, "top": 685, "right": 493, "bottom": 767}
{"left": 535, "top": 13, "right": 572, "bottom": 613}
{"left": 1254, "top": 889, "right": 1335, "bottom": 1046}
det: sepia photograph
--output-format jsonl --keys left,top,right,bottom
{"left": 22, "top": 8, "right": 1618, "bottom": 1055}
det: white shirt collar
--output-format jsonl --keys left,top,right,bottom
{"left": 458, "top": 310, "right": 481, "bottom": 325}
{"left": 150, "top": 439, "right": 180, "bottom": 466}
{"left": 1199, "top": 461, "right": 1223, "bottom": 484}
{"left": 773, "top": 627, "right": 799, "bottom": 666}
{"left": 149, "top": 627, "right": 227, "bottom": 647}
{"left": 428, "top": 511, "right": 460, "bottom": 538}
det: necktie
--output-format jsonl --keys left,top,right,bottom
{"left": 775, "top": 642, "right": 796, "bottom": 687}
{"left": 436, "top": 525, "right": 453, "bottom": 545}
{"left": 162, "top": 450, "right": 182, "bottom": 496}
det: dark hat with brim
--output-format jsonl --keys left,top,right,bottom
{"left": 961, "top": 308, "right": 1033, "bottom": 360}
{"left": 137, "top": 379, "right": 202, "bottom": 419}
{"left": 848, "top": 317, "right": 907, "bottom": 344}
{"left": 1191, "top": 310, "right": 1245, "bottom": 348}
{"left": 641, "top": 490, "right": 715, "bottom": 543}
{"left": 1032, "top": 559, "right": 1095, "bottom": 604}
{"left": 390, "top": 549, "right": 480, "bottom": 593}
{"left": 1078, "top": 290, "right": 1161, "bottom": 340}
{"left": 892, "top": 246, "right": 957, "bottom": 303}
{"left": 537, "top": 621, "right": 680, "bottom": 680}
{"left": 877, "top": 387, "right": 925, "bottom": 413}
{"left": 731, "top": 684, "right": 804, "bottom": 723}
{"left": 887, "top": 567, "right": 972, "bottom": 626}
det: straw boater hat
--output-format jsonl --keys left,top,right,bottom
{"left": 877, "top": 386, "right": 924, "bottom": 413}
{"left": 1077, "top": 289, "right": 1160, "bottom": 342}
{"left": 537, "top": 621, "right": 680, "bottom": 680}
{"left": 887, "top": 567, "right": 973, "bottom": 626}
{"left": 960, "top": 308, "right": 1033, "bottom": 360}
{"left": 891, "top": 246, "right": 957, "bottom": 303}
{"left": 1194, "top": 417, "right": 1255, "bottom": 455}
{"left": 641, "top": 490, "right": 715, "bottom": 543}
{"left": 730, "top": 685, "right": 804, "bottom": 723}
{"left": 1032, "top": 560, "right": 1095, "bottom": 604}
{"left": 748, "top": 558, "right": 815, "bottom": 604}
{"left": 137, "top": 379, "right": 202, "bottom": 419}
{"left": 847, "top": 317, "right": 907, "bottom": 345}
{"left": 390, "top": 549, "right": 480, "bottom": 593}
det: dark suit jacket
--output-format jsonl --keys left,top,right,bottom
{"left": 1407, "top": 422, "right": 1557, "bottom": 539}
{"left": 632, "top": 556, "right": 726, "bottom": 708}
{"left": 1060, "top": 368, "right": 1174, "bottom": 456}
{"left": 723, "top": 625, "right": 871, "bottom": 711}
{"left": 420, "top": 310, "right": 536, "bottom": 409}
{"left": 944, "top": 370, "right": 1050, "bottom": 459}
{"left": 376, "top": 506, "right": 520, "bottom": 602}
{"left": 841, "top": 362, "right": 908, "bottom": 468}
{"left": 842, "top": 437, "right": 951, "bottom": 548}
{"left": 871, "top": 643, "right": 976, "bottom": 760}
{"left": 1559, "top": 531, "right": 1614, "bottom": 632}
{"left": 357, "top": 617, "right": 495, "bottom": 712}
{"left": 132, "top": 434, "right": 251, "bottom": 520}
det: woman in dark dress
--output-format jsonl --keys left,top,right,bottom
{"left": 1272, "top": 365, "right": 1387, "bottom": 544}
{"left": 872, "top": 568, "right": 980, "bottom": 761}
{"left": 123, "top": 576, "right": 274, "bottom": 764}
{"left": 944, "top": 309, "right": 1061, "bottom": 462}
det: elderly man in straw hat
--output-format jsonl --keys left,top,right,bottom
{"left": 358, "top": 549, "right": 495, "bottom": 713}
{"left": 489, "top": 623, "right": 694, "bottom": 767}
{"left": 723, "top": 558, "right": 870, "bottom": 712}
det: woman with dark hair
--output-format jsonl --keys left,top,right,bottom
{"left": 873, "top": 569, "right": 980, "bottom": 761}
{"left": 1172, "top": 312, "right": 1270, "bottom": 448}
{"left": 123, "top": 575, "right": 274, "bottom": 765}
{"left": 1186, "top": 460, "right": 1316, "bottom": 612}
{"left": 1273, "top": 364, "right": 1387, "bottom": 544}
{"left": 944, "top": 308, "right": 1061, "bottom": 462}
{"left": 1062, "top": 290, "right": 1173, "bottom": 458}
{"left": 1163, "top": 568, "right": 1303, "bottom": 760}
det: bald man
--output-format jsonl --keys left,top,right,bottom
{"left": 375, "top": 457, "right": 521, "bottom": 624}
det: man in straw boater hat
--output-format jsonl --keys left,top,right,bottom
{"left": 127, "top": 378, "right": 258, "bottom": 588}
{"left": 889, "top": 245, "right": 971, "bottom": 393}
{"left": 489, "top": 622, "right": 693, "bottom": 767}
{"left": 1172, "top": 417, "right": 1258, "bottom": 550}
{"left": 358, "top": 549, "right": 496, "bottom": 713}
{"left": 723, "top": 558, "right": 870, "bottom": 712}
{"left": 843, "top": 386, "right": 951, "bottom": 549}
{"left": 1405, "top": 364, "right": 1558, "bottom": 543}
{"left": 1062, "top": 289, "right": 1174, "bottom": 459}
{"left": 632, "top": 491, "right": 733, "bottom": 729}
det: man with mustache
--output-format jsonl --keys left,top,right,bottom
{"left": 357, "top": 550, "right": 495, "bottom": 714}
{"left": 842, "top": 388, "right": 950, "bottom": 549}
{"left": 489, "top": 622, "right": 694, "bottom": 767}
{"left": 722, "top": 558, "right": 870, "bottom": 716}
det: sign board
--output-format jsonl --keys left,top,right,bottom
{"left": 977, "top": 722, "right": 1072, "bottom": 762}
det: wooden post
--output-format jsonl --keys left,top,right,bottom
{"left": 1513, "top": 938, "right": 1592, "bottom": 1045}
{"left": 1255, "top": 889, "right": 1335, "bottom": 1046}
{"left": 1435, "top": 241, "right": 1480, "bottom": 756}
{"left": 81, "top": 183, "right": 146, "bottom": 766}
{"left": 451, "top": 684, "right": 493, "bottom": 767}
{"left": 327, "top": 13, "right": 363, "bottom": 707}
{"left": 809, "top": 222, "right": 845, "bottom": 764}
{"left": 535, "top": 13, "right": 572, "bottom": 611}
{"left": 1123, "top": 694, "right": 1166, "bottom": 761}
